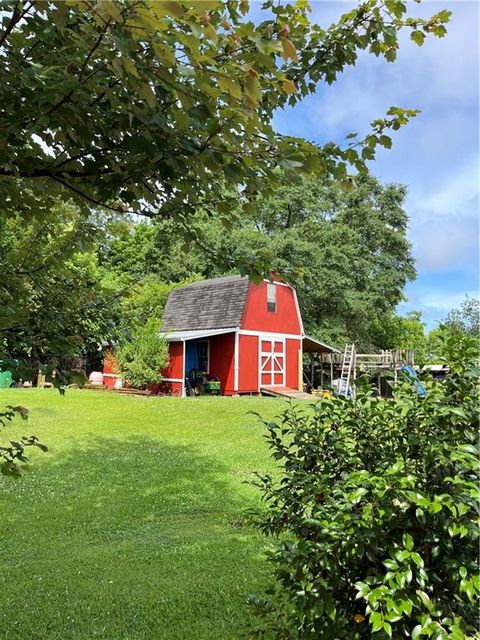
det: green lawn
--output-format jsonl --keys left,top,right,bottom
{"left": 0, "top": 390, "right": 286, "bottom": 640}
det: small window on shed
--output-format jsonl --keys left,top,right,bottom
{"left": 267, "top": 283, "right": 276, "bottom": 313}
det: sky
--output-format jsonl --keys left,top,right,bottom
{"left": 268, "top": 0, "right": 479, "bottom": 330}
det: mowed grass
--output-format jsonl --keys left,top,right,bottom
{"left": 0, "top": 390, "right": 286, "bottom": 640}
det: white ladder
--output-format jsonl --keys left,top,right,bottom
{"left": 339, "top": 343, "right": 356, "bottom": 398}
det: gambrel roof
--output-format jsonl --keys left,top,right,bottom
{"left": 162, "top": 275, "right": 249, "bottom": 331}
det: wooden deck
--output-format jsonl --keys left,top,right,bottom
{"left": 260, "top": 386, "right": 313, "bottom": 400}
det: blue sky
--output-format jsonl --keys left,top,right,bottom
{"left": 269, "top": 0, "right": 479, "bottom": 330}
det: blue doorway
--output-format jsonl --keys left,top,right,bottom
{"left": 185, "top": 341, "right": 199, "bottom": 376}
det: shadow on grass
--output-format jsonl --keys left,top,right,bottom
{"left": 1, "top": 435, "right": 249, "bottom": 537}
{"left": 0, "top": 436, "right": 267, "bottom": 639}
{"left": 0, "top": 436, "right": 270, "bottom": 640}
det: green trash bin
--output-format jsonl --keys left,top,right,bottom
{"left": 0, "top": 370, "right": 13, "bottom": 388}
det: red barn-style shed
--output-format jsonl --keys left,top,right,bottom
{"left": 159, "top": 275, "right": 337, "bottom": 396}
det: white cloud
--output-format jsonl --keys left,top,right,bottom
{"left": 410, "top": 216, "right": 478, "bottom": 271}
{"left": 398, "top": 287, "right": 479, "bottom": 329}
{"left": 401, "top": 289, "right": 478, "bottom": 314}
{"left": 414, "top": 156, "right": 478, "bottom": 219}
{"left": 301, "top": 1, "right": 478, "bottom": 134}
{"left": 422, "top": 290, "right": 478, "bottom": 312}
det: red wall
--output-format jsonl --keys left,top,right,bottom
{"left": 157, "top": 342, "right": 184, "bottom": 395}
{"left": 238, "top": 334, "right": 259, "bottom": 393}
{"left": 162, "top": 342, "right": 184, "bottom": 380}
{"left": 102, "top": 352, "right": 118, "bottom": 389}
{"left": 209, "top": 333, "right": 235, "bottom": 394}
{"left": 237, "top": 335, "right": 302, "bottom": 392}
{"left": 160, "top": 336, "right": 236, "bottom": 395}
{"left": 241, "top": 281, "right": 302, "bottom": 334}
{"left": 286, "top": 338, "right": 302, "bottom": 389}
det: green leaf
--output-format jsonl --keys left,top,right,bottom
{"left": 412, "top": 625, "right": 422, "bottom": 639}
{"left": 410, "top": 31, "right": 425, "bottom": 46}
{"left": 416, "top": 589, "right": 434, "bottom": 612}
{"left": 244, "top": 72, "right": 261, "bottom": 106}
{"left": 385, "top": 1, "right": 406, "bottom": 19}
{"left": 153, "top": 1, "right": 185, "bottom": 18}
{"left": 137, "top": 82, "right": 156, "bottom": 108}
{"left": 218, "top": 75, "right": 241, "bottom": 99}
{"left": 379, "top": 135, "right": 392, "bottom": 149}
{"left": 121, "top": 57, "right": 140, "bottom": 79}
{"left": 370, "top": 612, "right": 383, "bottom": 633}
{"left": 403, "top": 532, "right": 414, "bottom": 551}
{"left": 282, "top": 79, "right": 297, "bottom": 95}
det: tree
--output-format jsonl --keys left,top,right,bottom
{"left": 251, "top": 173, "right": 416, "bottom": 347}
{"left": 251, "top": 334, "right": 479, "bottom": 639}
{"left": 426, "top": 297, "right": 479, "bottom": 363}
{"left": 444, "top": 296, "right": 479, "bottom": 337}
{"left": 105, "top": 173, "right": 415, "bottom": 348}
{"left": 120, "top": 274, "right": 201, "bottom": 330}
{"left": 0, "top": 200, "right": 120, "bottom": 377}
{"left": 373, "top": 310, "right": 427, "bottom": 361}
{"left": 1, "top": 0, "right": 450, "bottom": 255}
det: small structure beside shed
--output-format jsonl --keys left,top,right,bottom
{"left": 158, "top": 275, "right": 338, "bottom": 397}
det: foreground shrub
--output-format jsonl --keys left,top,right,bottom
{"left": 251, "top": 336, "right": 479, "bottom": 639}
{"left": 115, "top": 319, "right": 168, "bottom": 389}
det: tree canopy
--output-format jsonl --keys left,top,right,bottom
{"left": 103, "top": 173, "right": 416, "bottom": 348}
{"left": 0, "top": 0, "right": 455, "bottom": 372}
{"left": 1, "top": 0, "right": 450, "bottom": 239}
{"left": 372, "top": 311, "right": 427, "bottom": 361}
{"left": 0, "top": 200, "right": 117, "bottom": 375}
{"left": 443, "top": 296, "right": 479, "bottom": 338}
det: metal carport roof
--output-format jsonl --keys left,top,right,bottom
{"left": 302, "top": 335, "right": 340, "bottom": 354}
{"left": 160, "top": 327, "right": 237, "bottom": 342}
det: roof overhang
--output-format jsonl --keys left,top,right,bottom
{"left": 302, "top": 335, "right": 340, "bottom": 354}
{"left": 160, "top": 327, "right": 237, "bottom": 342}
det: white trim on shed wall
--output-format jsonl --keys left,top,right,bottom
{"left": 161, "top": 327, "right": 237, "bottom": 342}
{"left": 262, "top": 279, "right": 291, "bottom": 288}
{"left": 234, "top": 330, "right": 239, "bottom": 392}
{"left": 292, "top": 288, "right": 304, "bottom": 335}
{"left": 181, "top": 340, "right": 186, "bottom": 397}
{"left": 258, "top": 335, "right": 286, "bottom": 389}
{"left": 239, "top": 329, "right": 302, "bottom": 340}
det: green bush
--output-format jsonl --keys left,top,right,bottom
{"left": 250, "top": 334, "right": 479, "bottom": 639}
{"left": 115, "top": 319, "right": 168, "bottom": 389}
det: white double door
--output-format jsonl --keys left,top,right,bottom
{"left": 259, "top": 337, "right": 285, "bottom": 387}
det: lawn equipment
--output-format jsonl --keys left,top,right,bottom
{"left": 186, "top": 369, "right": 221, "bottom": 396}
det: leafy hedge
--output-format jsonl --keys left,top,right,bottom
{"left": 115, "top": 319, "right": 168, "bottom": 389}
{"left": 251, "top": 334, "right": 479, "bottom": 639}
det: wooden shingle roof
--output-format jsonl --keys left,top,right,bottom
{"left": 162, "top": 275, "right": 249, "bottom": 331}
